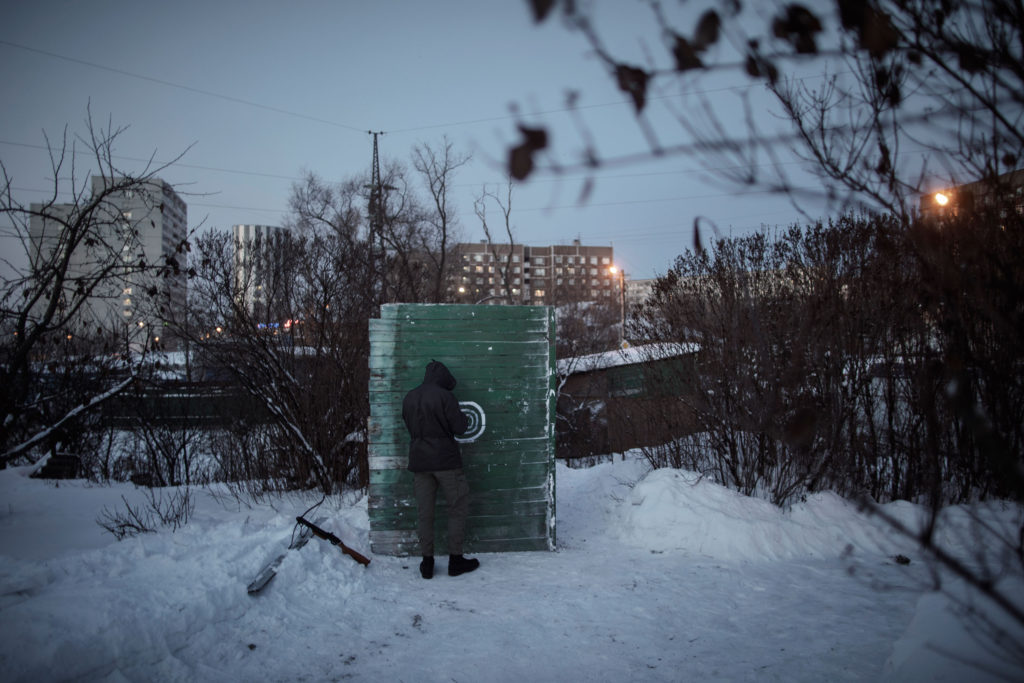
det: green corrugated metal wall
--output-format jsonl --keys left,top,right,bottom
{"left": 367, "top": 303, "right": 556, "bottom": 556}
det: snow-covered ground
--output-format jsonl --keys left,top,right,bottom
{"left": 1, "top": 455, "right": 1022, "bottom": 682}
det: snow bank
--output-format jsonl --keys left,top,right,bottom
{"left": 882, "top": 575, "right": 1024, "bottom": 682}
{"left": 0, "top": 457, "right": 1021, "bottom": 681}
{"left": 617, "top": 468, "right": 935, "bottom": 562}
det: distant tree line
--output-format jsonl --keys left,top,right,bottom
{"left": 626, "top": 206, "right": 1023, "bottom": 509}
{"left": 1, "top": 119, "right": 622, "bottom": 502}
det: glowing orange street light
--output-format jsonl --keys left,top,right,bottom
{"left": 608, "top": 266, "right": 626, "bottom": 348}
{"left": 935, "top": 192, "right": 950, "bottom": 207}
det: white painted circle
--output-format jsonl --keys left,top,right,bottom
{"left": 456, "top": 401, "right": 486, "bottom": 443}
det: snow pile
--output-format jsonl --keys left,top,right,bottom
{"left": 613, "top": 468, "right": 916, "bottom": 561}
{"left": 0, "top": 457, "right": 1021, "bottom": 682}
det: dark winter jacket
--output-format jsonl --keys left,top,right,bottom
{"left": 402, "top": 360, "right": 470, "bottom": 472}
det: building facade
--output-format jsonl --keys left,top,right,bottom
{"left": 626, "top": 278, "right": 656, "bottom": 309}
{"left": 451, "top": 239, "right": 617, "bottom": 306}
{"left": 28, "top": 176, "right": 187, "bottom": 347}
{"left": 232, "top": 224, "right": 290, "bottom": 317}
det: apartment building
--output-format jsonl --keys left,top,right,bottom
{"left": 626, "top": 278, "right": 656, "bottom": 309}
{"left": 451, "top": 239, "right": 616, "bottom": 305}
{"left": 232, "top": 224, "right": 290, "bottom": 316}
{"left": 28, "top": 176, "right": 187, "bottom": 347}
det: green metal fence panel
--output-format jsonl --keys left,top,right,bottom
{"left": 368, "top": 303, "right": 556, "bottom": 556}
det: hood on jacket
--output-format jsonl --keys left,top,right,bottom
{"left": 423, "top": 360, "right": 457, "bottom": 390}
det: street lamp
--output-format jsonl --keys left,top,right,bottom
{"left": 609, "top": 266, "right": 626, "bottom": 348}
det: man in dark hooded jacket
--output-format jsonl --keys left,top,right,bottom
{"left": 402, "top": 360, "right": 480, "bottom": 579}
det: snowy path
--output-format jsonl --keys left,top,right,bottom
{"left": 0, "top": 457, "right": 1020, "bottom": 682}
{"left": 212, "top": 546, "right": 921, "bottom": 682}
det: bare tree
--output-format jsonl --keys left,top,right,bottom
{"left": 515, "top": 1, "right": 1024, "bottom": 219}
{"left": 520, "top": 3, "right": 1024, "bottom": 665}
{"left": 0, "top": 111, "right": 190, "bottom": 466}
{"left": 179, "top": 149, "right": 471, "bottom": 495}
{"left": 373, "top": 159, "right": 455, "bottom": 304}
{"left": 413, "top": 137, "right": 470, "bottom": 303}
{"left": 182, "top": 224, "right": 371, "bottom": 494}
{"left": 473, "top": 178, "right": 521, "bottom": 305}
{"left": 632, "top": 209, "right": 1024, "bottom": 673}
{"left": 292, "top": 150, "right": 466, "bottom": 306}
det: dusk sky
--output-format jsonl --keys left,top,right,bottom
{"left": 1, "top": 0, "right": 832, "bottom": 280}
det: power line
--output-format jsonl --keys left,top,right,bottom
{"left": 0, "top": 39, "right": 367, "bottom": 133}
{"left": 0, "top": 37, "right": 834, "bottom": 140}
{"left": 0, "top": 139, "right": 302, "bottom": 181}
{"left": 7, "top": 179, "right": 821, "bottom": 221}
{"left": 0, "top": 135, "right": 825, "bottom": 191}
{"left": 1, "top": 37, "right": 900, "bottom": 185}
{"left": 6, "top": 185, "right": 287, "bottom": 215}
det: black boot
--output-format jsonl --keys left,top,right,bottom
{"left": 420, "top": 556, "right": 434, "bottom": 579}
{"left": 448, "top": 554, "right": 480, "bottom": 577}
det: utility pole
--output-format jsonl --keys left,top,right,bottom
{"left": 366, "top": 131, "right": 394, "bottom": 305}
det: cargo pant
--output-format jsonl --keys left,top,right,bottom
{"left": 413, "top": 469, "right": 470, "bottom": 557}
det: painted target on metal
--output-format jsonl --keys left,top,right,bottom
{"left": 456, "top": 401, "right": 486, "bottom": 443}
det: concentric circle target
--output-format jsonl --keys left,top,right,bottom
{"left": 456, "top": 401, "right": 486, "bottom": 443}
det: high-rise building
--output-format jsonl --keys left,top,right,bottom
{"left": 451, "top": 239, "right": 617, "bottom": 306}
{"left": 232, "top": 224, "right": 290, "bottom": 317}
{"left": 28, "top": 176, "right": 187, "bottom": 347}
